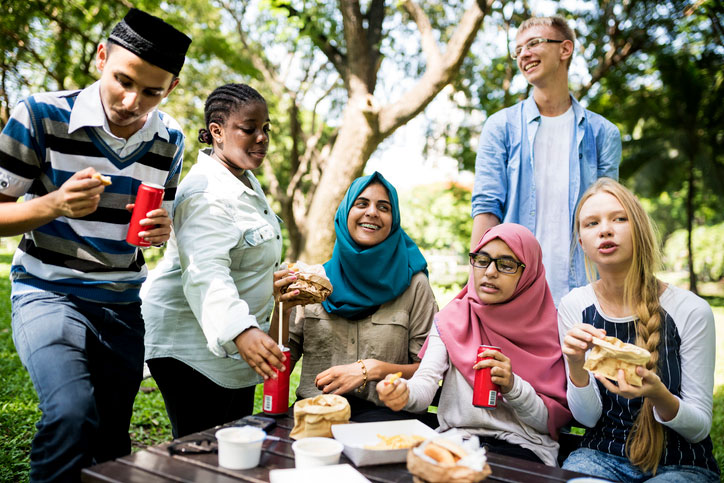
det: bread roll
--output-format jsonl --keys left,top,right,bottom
{"left": 424, "top": 443, "right": 456, "bottom": 466}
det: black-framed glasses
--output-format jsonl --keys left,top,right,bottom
{"left": 511, "top": 37, "right": 565, "bottom": 59}
{"left": 469, "top": 252, "right": 525, "bottom": 274}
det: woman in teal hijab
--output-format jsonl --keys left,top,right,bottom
{"left": 322, "top": 171, "right": 428, "bottom": 319}
{"left": 288, "top": 172, "right": 438, "bottom": 423}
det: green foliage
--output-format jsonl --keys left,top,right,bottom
{"left": 129, "top": 380, "right": 172, "bottom": 450}
{"left": 401, "top": 182, "right": 471, "bottom": 253}
{"left": 0, "top": 258, "right": 38, "bottom": 482}
{"left": 400, "top": 182, "right": 471, "bottom": 289}
{"left": 713, "top": 386, "right": 724, "bottom": 477}
{"left": 663, "top": 223, "right": 724, "bottom": 283}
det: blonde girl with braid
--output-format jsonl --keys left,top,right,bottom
{"left": 558, "top": 178, "right": 719, "bottom": 482}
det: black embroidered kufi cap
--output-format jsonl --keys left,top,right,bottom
{"left": 109, "top": 8, "right": 192, "bottom": 76}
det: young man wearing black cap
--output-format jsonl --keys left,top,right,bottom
{"left": 0, "top": 9, "right": 191, "bottom": 482}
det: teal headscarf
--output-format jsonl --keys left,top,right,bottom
{"left": 322, "top": 171, "right": 428, "bottom": 319}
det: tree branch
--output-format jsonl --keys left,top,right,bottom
{"left": 378, "top": 0, "right": 490, "bottom": 135}
{"left": 365, "top": 0, "right": 385, "bottom": 89}
{"left": 340, "top": 0, "right": 372, "bottom": 96}
{"left": 401, "top": 0, "right": 442, "bottom": 70}
{"left": 275, "top": 2, "right": 347, "bottom": 79}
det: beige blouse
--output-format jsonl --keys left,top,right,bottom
{"left": 288, "top": 272, "right": 437, "bottom": 405}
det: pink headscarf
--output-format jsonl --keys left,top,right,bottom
{"left": 421, "top": 223, "right": 570, "bottom": 439}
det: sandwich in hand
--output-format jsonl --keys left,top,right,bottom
{"left": 583, "top": 336, "right": 651, "bottom": 386}
{"left": 281, "top": 261, "right": 333, "bottom": 305}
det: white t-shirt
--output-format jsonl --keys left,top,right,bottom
{"left": 534, "top": 106, "right": 574, "bottom": 305}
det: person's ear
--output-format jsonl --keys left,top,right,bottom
{"left": 96, "top": 43, "right": 108, "bottom": 72}
{"left": 164, "top": 77, "right": 180, "bottom": 98}
{"left": 560, "top": 39, "right": 574, "bottom": 63}
{"left": 209, "top": 122, "right": 223, "bottom": 145}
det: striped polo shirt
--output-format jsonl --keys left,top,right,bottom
{"left": 0, "top": 86, "right": 184, "bottom": 303}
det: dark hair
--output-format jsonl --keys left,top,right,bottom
{"left": 197, "top": 83, "right": 266, "bottom": 144}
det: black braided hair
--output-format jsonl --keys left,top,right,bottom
{"left": 197, "top": 83, "right": 266, "bottom": 144}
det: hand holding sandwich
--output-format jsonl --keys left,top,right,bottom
{"left": 563, "top": 324, "right": 680, "bottom": 421}
{"left": 561, "top": 323, "right": 606, "bottom": 388}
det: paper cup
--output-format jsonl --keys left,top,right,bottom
{"left": 215, "top": 426, "right": 266, "bottom": 470}
{"left": 292, "top": 437, "right": 344, "bottom": 468}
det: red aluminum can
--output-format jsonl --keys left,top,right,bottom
{"left": 473, "top": 345, "right": 501, "bottom": 409}
{"left": 263, "top": 347, "right": 291, "bottom": 415}
{"left": 126, "top": 182, "right": 164, "bottom": 247}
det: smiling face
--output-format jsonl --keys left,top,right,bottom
{"left": 472, "top": 238, "right": 523, "bottom": 305}
{"left": 515, "top": 25, "right": 572, "bottom": 87}
{"left": 577, "top": 191, "right": 634, "bottom": 273}
{"left": 210, "top": 101, "right": 270, "bottom": 174}
{"left": 96, "top": 43, "right": 178, "bottom": 139}
{"left": 346, "top": 182, "right": 393, "bottom": 247}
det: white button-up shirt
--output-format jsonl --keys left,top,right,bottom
{"left": 142, "top": 149, "right": 282, "bottom": 388}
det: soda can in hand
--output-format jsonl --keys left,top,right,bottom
{"left": 263, "top": 346, "right": 291, "bottom": 415}
{"left": 473, "top": 345, "right": 501, "bottom": 409}
{"left": 126, "top": 182, "right": 164, "bottom": 247}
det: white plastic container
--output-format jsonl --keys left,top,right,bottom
{"left": 291, "top": 437, "right": 344, "bottom": 468}
{"left": 215, "top": 426, "right": 266, "bottom": 470}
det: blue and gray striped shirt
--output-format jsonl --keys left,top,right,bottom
{"left": 0, "top": 85, "right": 184, "bottom": 303}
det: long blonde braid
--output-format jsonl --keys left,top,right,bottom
{"left": 575, "top": 178, "right": 665, "bottom": 473}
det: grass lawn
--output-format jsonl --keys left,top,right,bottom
{"left": 1, "top": 240, "right": 723, "bottom": 481}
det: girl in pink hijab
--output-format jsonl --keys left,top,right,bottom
{"left": 377, "top": 223, "right": 571, "bottom": 466}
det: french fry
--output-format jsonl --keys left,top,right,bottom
{"left": 384, "top": 372, "right": 403, "bottom": 385}
{"left": 364, "top": 433, "right": 425, "bottom": 450}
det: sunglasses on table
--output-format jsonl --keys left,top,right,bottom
{"left": 469, "top": 253, "right": 525, "bottom": 274}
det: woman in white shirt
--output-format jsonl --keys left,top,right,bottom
{"left": 142, "top": 84, "right": 297, "bottom": 438}
{"left": 558, "top": 178, "right": 719, "bottom": 481}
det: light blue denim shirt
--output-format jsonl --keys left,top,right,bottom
{"left": 471, "top": 94, "right": 621, "bottom": 294}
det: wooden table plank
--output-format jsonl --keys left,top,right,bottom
{"left": 119, "top": 450, "right": 293, "bottom": 483}
{"left": 487, "top": 453, "right": 582, "bottom": 482}
{"left": 81, "top": 461, "right": 172, "bottom": 483}
{"left": 82, "top": 413, "right": 593, "bottom": 483}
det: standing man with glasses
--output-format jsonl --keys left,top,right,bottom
{"left": 470, "top": 16, "right": 621, "bottom": 305}
{"left": 0, "top": 8, "right": 191, "bottom": 482}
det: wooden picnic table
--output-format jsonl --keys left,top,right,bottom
{"left": 81, "top": 413, "right": 592, "bottom": 482}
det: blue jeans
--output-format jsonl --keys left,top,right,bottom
{"left": 12, "top": 291, "right": 144, "bottom": 483}
{"left": 563, "top": 448, "right": 720, "bottom": 482}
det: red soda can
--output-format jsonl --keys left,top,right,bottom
{"left": 263, "top": 346, "right": 291, "bottom": 415}
{"left": 126, "top": 182, "right": 164, "bottom": 247}
{"left": 473, "top": 345, "right": 501, "bottom": 409}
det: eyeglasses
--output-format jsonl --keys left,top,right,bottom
{"left": 511, "top": 37, "right": 565, "bottom": 59}
{"left": 469, "top": 253, "right": 525, "bottom": 274}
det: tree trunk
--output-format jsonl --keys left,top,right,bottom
{"left": 686, "top": 157, "right": 698, "bottom": 294}
{"left": 299, "top": 104, "right": 380, "bottom": 262}
{"left": 296, "top": 0, "right": 488, "bottom": 262}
